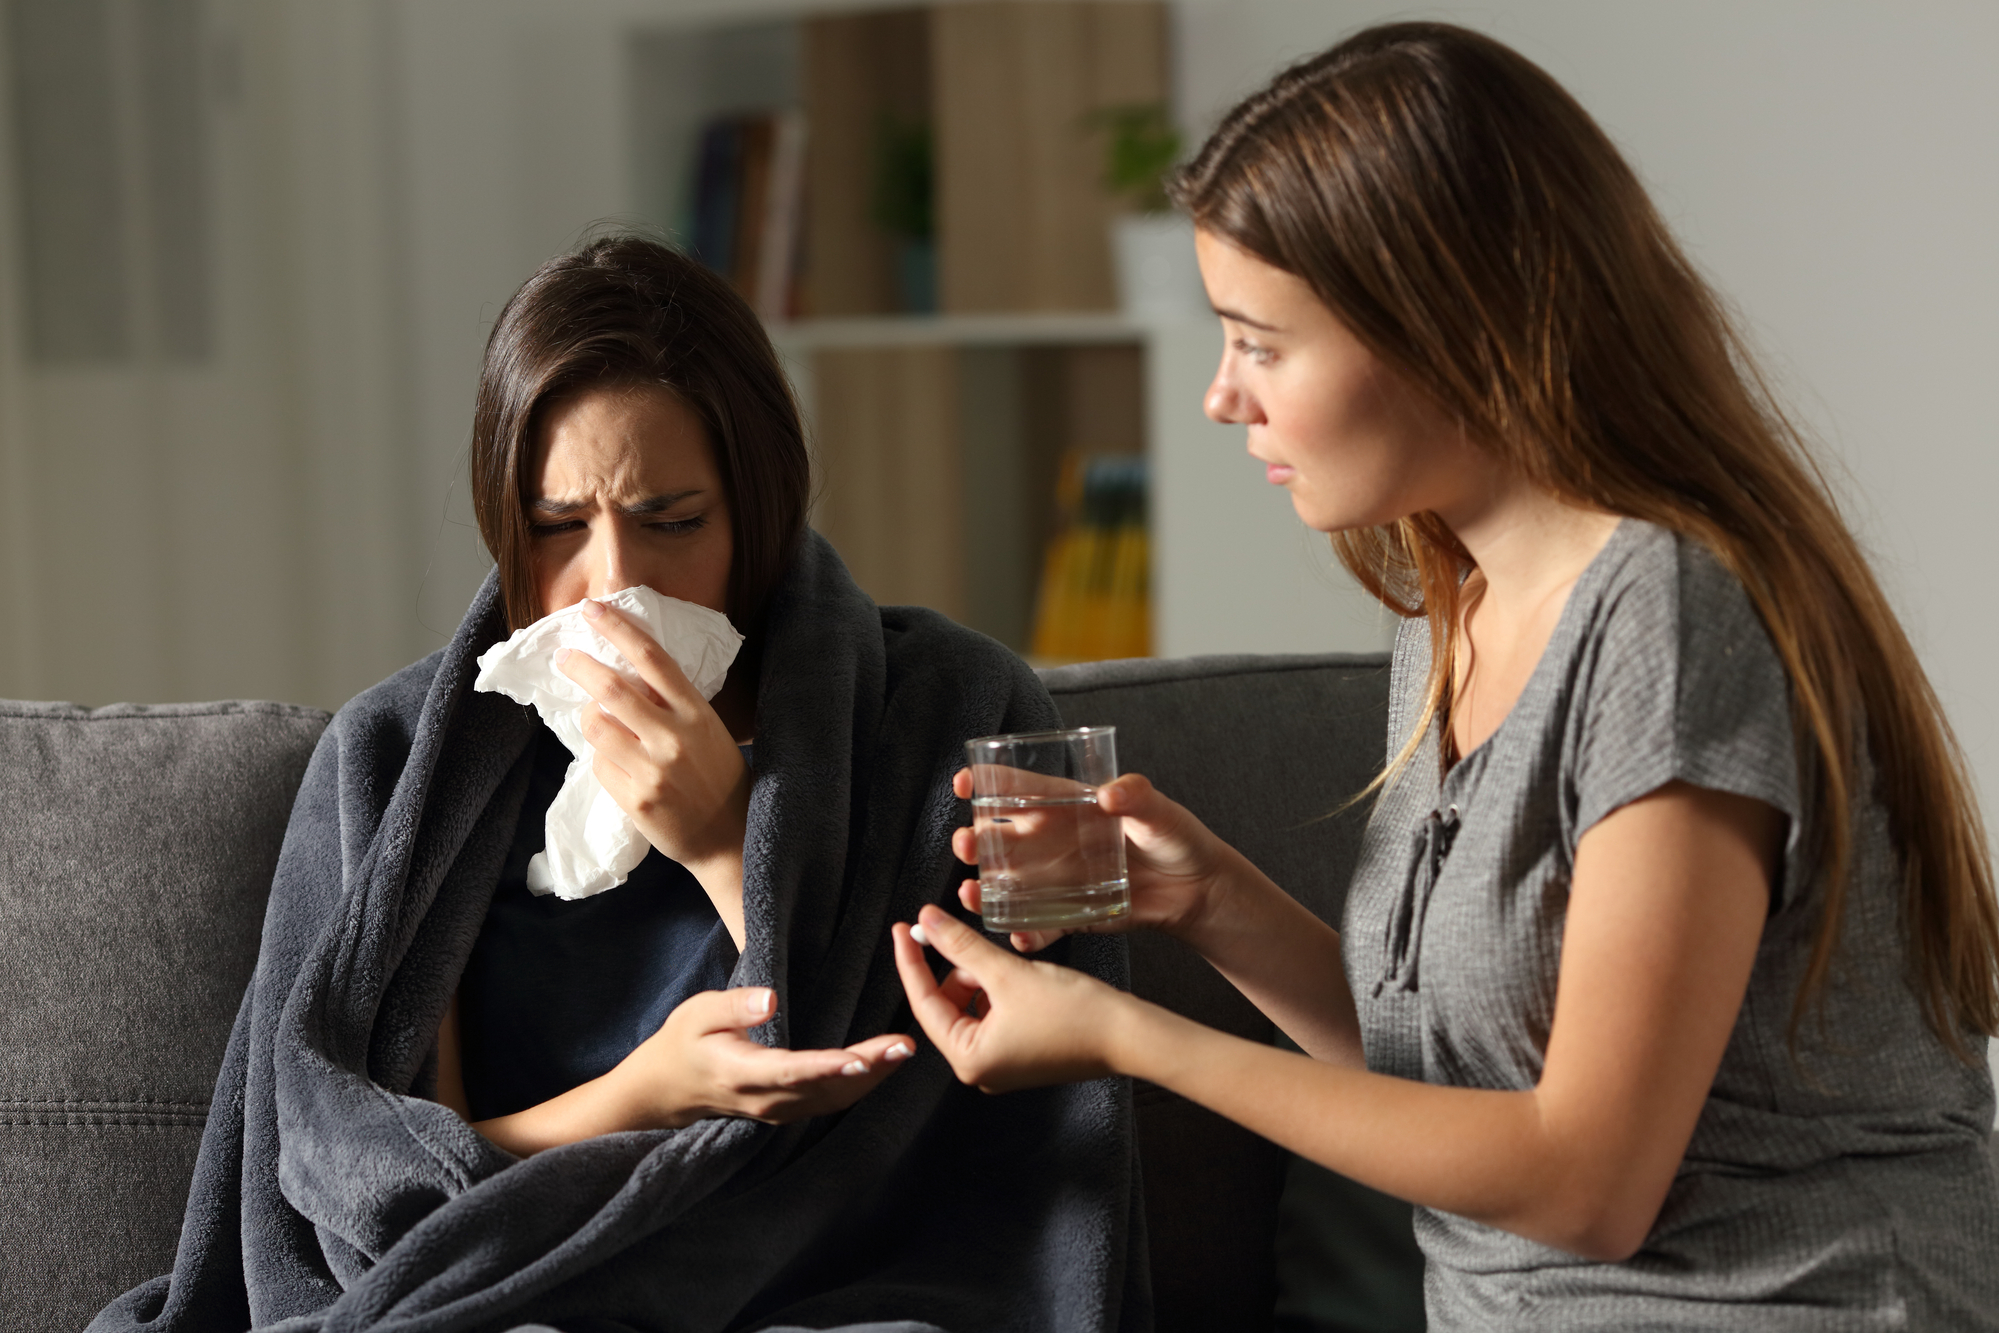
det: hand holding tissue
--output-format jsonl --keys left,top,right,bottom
{"left": 473, "top": 586, "right": 744, "bottom": 899}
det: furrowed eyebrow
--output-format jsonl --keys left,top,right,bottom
{"left": 528, "top": 490, "right": 704, "bottom": 517}
{"left": 621, "top": 491, "right": 703, "bottom": 516}
{"left": 1212, "top": 305, "right": 1282, "bottom": 332}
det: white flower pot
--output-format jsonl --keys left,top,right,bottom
{"left": 1111, "top": 213, "right": 1207, "bottom": 319}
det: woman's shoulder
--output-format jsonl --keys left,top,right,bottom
{"left": 877, "top": 603, "right": 1020, "bottom": 666}
{"left": 1564, "top": 518, "right": 1802, "bottom": 850}
{"left": 324, "top": 647, "right": 451, "bottom": 750}
{"left": 1386, "top": 519, "right": 1782, "bottom": 725}
{"left": 876, "top": 606, "right": 1058, "bottom": 731}
{"left": 1581, "top": 519, "right": 1784, "bottom": 704}
{"left": 1593, "top": 519, "right": 1760, "bottom": 631}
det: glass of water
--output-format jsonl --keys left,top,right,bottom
{"left": 962, "top": 726, "right": 1130, "bottom": 932}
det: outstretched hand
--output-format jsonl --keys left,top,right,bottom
{"left": 613, "top": 986, "right": 914, "bottom": 1127}
{"left": 464, "top": 985, "right": 915, "bottom": 1156}
{"left": 891, "top": 905, "right": 1128, "bottom": 1093}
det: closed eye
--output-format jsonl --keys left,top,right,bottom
{"left": 529, "top": 514, "right": 708, "bottom": 538}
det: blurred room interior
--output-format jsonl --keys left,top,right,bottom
{"left": 0, "top": 0, "right": 1991, "bottom": 754}
{"left": 3, "top": 1, "right": 1998, "bottom": 1308}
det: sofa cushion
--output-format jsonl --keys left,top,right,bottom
{"left": 1039, "top": 653, "right": 1395, "bottom": 1333}
{"left": 0, "top": 700, "right": 328, "bottom": 1333}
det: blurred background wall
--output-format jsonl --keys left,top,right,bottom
{"left": 1, "top": 1, "right": 1993, "bottom": 781}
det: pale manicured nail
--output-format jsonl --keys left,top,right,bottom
{"left": 884, "top": 1042, "right": 912, "bottom": 1062}
{"left": 910, "top": 924, "right": 930, "bottom": 946}
{"left": 751, "top": 989, "right": 774, "bottom": 1017}
{"left": 841, "top": 1059, "right": 867, "bottom": 1076}
{"left": 581, "top": 600, "right": 604, "bottom": 619}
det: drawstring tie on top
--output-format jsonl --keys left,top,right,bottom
{"left": 1374, "top": 804, "right": 1459, "bottom": 997}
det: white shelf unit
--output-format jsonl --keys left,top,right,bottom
{"left": 772, "top": 312, "right": 1398, "bottom": 661}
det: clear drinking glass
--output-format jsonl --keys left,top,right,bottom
{"left": 962, "top": 726, "right": 1130, "bottom": 932}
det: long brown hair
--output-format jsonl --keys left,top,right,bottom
{"left": 470, "top": 233, "right": 810, "bottom": 636}
{"left": 1174, "top": 22, "right": 1999, "bottom": 1056}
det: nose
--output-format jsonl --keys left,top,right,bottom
{"left": 585, "top": 519, "right": 638, "bottom": 600}
{"left": 1204, "top": 358, "right": 1253, "bottom": 425}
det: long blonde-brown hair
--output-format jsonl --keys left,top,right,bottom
{"left": 1174, "top": 22, "right": 1999, "bottom": 1056}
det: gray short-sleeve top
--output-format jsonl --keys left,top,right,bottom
{"left": 1342, "top": 519, "right": 1998, "bottom": 1330}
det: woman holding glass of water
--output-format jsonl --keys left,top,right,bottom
{"left": 895, "top": 22, "right": 1999, "bottom": 1329}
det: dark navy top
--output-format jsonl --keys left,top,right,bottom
{"left": 458, "top": 724, "right": 740, "bottom": 1121}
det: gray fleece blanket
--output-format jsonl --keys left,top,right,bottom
{"left": 92, "top": 532, "right": 1145, "bottom": 1333}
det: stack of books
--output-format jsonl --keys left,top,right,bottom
{"left": 691, "top": 110, "right": 808, "bottom": 322}
{"left": 1030, "top": 454, "right": 1150, "bottom": 663}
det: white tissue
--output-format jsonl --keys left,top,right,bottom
{"left": 472, "top": 586, "right": 744, "bottom": 900}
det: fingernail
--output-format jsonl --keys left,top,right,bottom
{"left": 841, "top": 1059, "right": 867, "bottom": 1076}
{"left": 555, "top": 648, "right": 571, "bottom": 666}
{"left": 581, "top": 600, "right": 604, "bottom": 619}
{"left": 752, "top": 988, "right": 774, "bottom": 1017}
{"left": 884, "top": 1042, "right": 912, "bottom": 1062}
{"left": 910, "top": 924, "right": 930, "bottom": 946}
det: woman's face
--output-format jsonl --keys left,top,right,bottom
{"left": 528, "top": 384, "right": 734, "bottom": 620}
{"left": 1195, "top": 230, "right": 1489, "bottom": 533}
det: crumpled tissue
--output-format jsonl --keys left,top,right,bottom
{"left": 472, "top": 585, "right": 743, "bottom": 900}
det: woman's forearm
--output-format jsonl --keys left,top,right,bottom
{"left": 902, "top": 904, "right": 1637, "bottom": 1257}
{"left": 685, "top": 842, "right": 747, "bottom": 953}
{"left": 445, "top": 985, "right": 912, "bottom": 1156}
{"left": 435, "top": 992, "right": 675, "bottom": 1156}
{"left": 904, "top": 786, "right": 1772, "bottom": 1266}
{"left": 1107, "top": 996, "right": 1651, "bottom": 1260}
{"left": 1170, "top": 845, "right": 1365, "bottom": 1066}
{"left": 471, "top": 1065, "right": 653, "bottom": 1156}
{"left": 1152, "top": 794, "right": 1775, "bottom": 1262}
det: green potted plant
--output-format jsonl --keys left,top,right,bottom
{"left": 873, "top": 112, "right": 936, "bottom": 314}
{"left": 1092, "top": 102, "right": 1204, "bottom": 318}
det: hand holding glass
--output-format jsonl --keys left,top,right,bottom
{"left": 963, "top": 727, "right": 1131, "bottom": 932}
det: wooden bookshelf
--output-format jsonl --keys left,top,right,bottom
{"left": 631, "top": 3, "right": 1170, "bottom": 655}
{"left": 801, "top": 8, "right": 929, "bottom": 316}
{"left": 932, "top": 2, "right": 1167, "bottom": 313}
{"left": 779, "top": 329, "right": 1147, "bottom": 652}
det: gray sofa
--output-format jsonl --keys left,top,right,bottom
{"left": 0, "top": 652, "right": 1394, "bottom": 1330}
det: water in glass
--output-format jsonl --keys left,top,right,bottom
{"left": 972, "top": 790, "right": 1130, "bottom": 930}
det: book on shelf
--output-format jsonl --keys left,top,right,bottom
{"left": 690, "top": 109, "right": 808, "bottom": 322}
{"left": 1030, "top": 453, "right": 1150, "bottom": 663}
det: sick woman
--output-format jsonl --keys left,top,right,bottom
{"left": 895, "top": 23, "right": 1999, "bottom": 1329}
{"left": 94, "top": 237, "right": 1143, "bottom": 1332}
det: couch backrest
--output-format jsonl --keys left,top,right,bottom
{"left": 0, "top": 700, "right": 329, "bottom": 1333}
{"left": 1039, "top": 653, "right": 1396, "bottom": 1332}
{"left": 1039, "top": 654, "right": 1392, "bottom": 1031}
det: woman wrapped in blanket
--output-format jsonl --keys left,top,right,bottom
{"left": 894, "top": 23, "right": 1999, "bottom": 1332}
{"left": 92, "top": 236, "right": 1144, "bottom": 1333}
